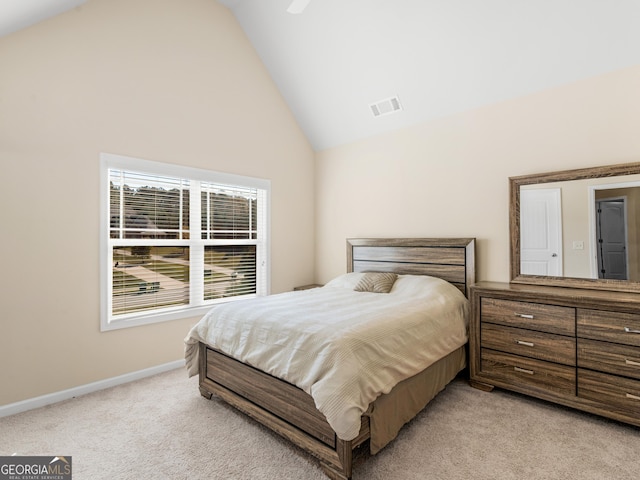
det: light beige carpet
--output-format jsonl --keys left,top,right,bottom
{"left": 1, "top": 368, "right": 638, "bottom": 479}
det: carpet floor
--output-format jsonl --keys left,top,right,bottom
{"left": 1, "top": 368, "right": 638, "bottom": 479}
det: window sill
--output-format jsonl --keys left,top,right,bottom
{"left": 100, "top": 305, "right": 214, "bottom": 332}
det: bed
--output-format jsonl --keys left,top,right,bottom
{"left": 185, "top": 237, "right": 475, "bottom": 479}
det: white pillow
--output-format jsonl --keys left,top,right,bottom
{"left": 323, "top": 272, "right": 366, "bottom": 289}
{"left": 389, "top": 274, "right": 453, "bottom": 297}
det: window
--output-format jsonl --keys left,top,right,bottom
{"left": 100, "top": 153, "right": 270, "bottom": 331}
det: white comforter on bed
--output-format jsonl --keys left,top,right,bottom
{"left": 184, "top": 273, "right": 469, "bottom": 441}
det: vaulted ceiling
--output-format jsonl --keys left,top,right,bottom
{"left": 219, "top": 0, "right": 640, "bottom": 150}
{"left": 0, "top": 0, "right": 86, "bottom": 38}
{"left": 3, "top": 0, "right": 640, "bottom": 151}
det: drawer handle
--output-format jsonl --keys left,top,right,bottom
{"left": 624, "top": 327, "right": 640, "bottom": 334}
{"left": 516, "top": 340, "right": 535, "bottom": 347}
{"left": 514, "top": 367, "right": 534, "bottom": 375}
{"left": 625, "top": 358, "right": 640, "bottom": 367}
{"left": 516, "top": 314, "right": 534, "bottom": 319}
{"left": 625, "top": 393, "right": 640, "bottom": 401}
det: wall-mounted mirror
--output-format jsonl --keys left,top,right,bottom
{"left": 510, "top": 162, "right": 640, "bottom": 293}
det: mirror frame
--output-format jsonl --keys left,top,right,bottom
{"left": 510, "top": 161, "right": 640, "bottom": 293}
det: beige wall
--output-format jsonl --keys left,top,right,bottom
{"left": 315, "top": 65, "right": 640, "bottom": 284}
{"left": 3, "top": 1, "right": 640, "bottom": 410}
{"left": 0, "top": 0, "right": 315, "bottom": 405}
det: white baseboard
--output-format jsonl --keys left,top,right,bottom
{"left": 0, "top": 359, "right": 186, "bottom": 418}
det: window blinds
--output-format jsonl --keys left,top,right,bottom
{"left": 107, "top": 166, "right": 267, "bottom": 321}
{"left": 109, "top": 170, "right": 190, "bottom": 240}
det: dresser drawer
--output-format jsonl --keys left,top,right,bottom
{"left": 481, "top": 298, "right": 575, "bottom": 336}
{"left": 481, "top": 349, "right": 576, "bottom": 396}
{"left": 482, "top": 323, "right": 576, "bottom": 366}
{"left": 577, "top": 338, "right": 640, "bottom": 380}
{"left": 578, "top": 369, "right": 640, "bottom": 417}
{"left": 577, "top": 309, "right": 640, "bottom": 347}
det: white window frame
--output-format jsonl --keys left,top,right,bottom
{"left": 100, "top": 153, "right": 271, "bottom": 331}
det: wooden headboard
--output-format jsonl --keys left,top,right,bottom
{"left": 347, "top": 238, "right": 476, "bottom": 298}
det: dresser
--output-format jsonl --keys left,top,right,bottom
{"left": 470, "top": 281, "right": 640, "bottom": 427}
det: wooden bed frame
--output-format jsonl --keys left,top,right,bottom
{"left": 197, "top": 238, "right": 476, "bottom": 479}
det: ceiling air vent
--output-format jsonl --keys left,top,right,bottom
{"left": 369, "top": 96, "right": 402, "bottom": 117}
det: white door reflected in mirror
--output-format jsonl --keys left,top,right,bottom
{"left": 520, "top": 188, "right": 563, "bottom": 276}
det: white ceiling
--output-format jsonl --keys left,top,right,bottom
{"left": 0, "top": 0, "right": 86, "bottom": 38}
{"left": 3, "top": 0, "right": 640, "bottom": 151}
{"left": 219, "top": 0, "right": 640, "bottom": 150}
